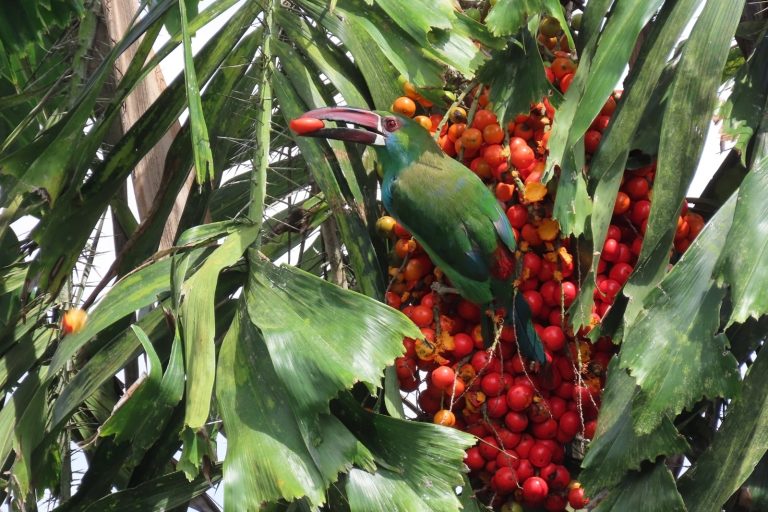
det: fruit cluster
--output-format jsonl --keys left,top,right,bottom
{"left": 380, "top": 24, "right": 704, "bottom": 511}
{"left": 383, "top": 84, "right": 616, "bottom": 509}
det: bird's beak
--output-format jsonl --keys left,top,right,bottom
{"left": 289, "top": 107, "right": 385, "bottom": 145}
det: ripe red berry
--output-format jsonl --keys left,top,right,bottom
{"left": 609, "top": 262, "right": 634, "bottom": 284}
{"left": 478, "top": 436, "right": 500, "bottom": 460}
{"left": 516, "top": 458, "right": 535, "bottom": 481}
{"left": 418, "top": 392, "right": 441, "bottom": 414}
{"left": 539, "top": 280, "right": 558, "bottom": 307}
{"left": 491, "top": 466, "right": 519, "bottom": 495}
{"left": 393, "top": 222, "right": 411, "bottom": 239}
{"left": 528, "top": 442, "right": 553, "bottom": 467}
{"left": 606, "top": 224, "right": 622, "bottom": 241}
{"left": 506, "top": 384, "right": 534, "bottom": 411}
{"left": 399, "top": 374, "right": 419, "bottom": 391}
{"left": 464, "top": 446, "right": 485, "bottom": 471}
{"left": 289, "top": 117, "right": 326, "bottom": 135}
{"left": 495, "top": 428, "right": 521, "bottom": 450}
{"left": 551, "top": 57, "right": 576, "bottom": 80}
{"left": 675, "top": 215, "right": 690, "bottom": 240}
{"left": 591, "top": 114, "right": 611, "bottom": 132}
{"left": 470, "top": 350, "right": 491, "bottom": 373}
{"left": 483, "top": 144, "right": 506, "bottom": 167}
{"left": 481, "top": 372, "right": 506, "bottom": 397}
{"left": 515, "top": 434, "right": 536, "bottom": 459}
{"left": 452, "top": 333, "right": 475, "bottom": 359}
{"left": 543, "top": 439, "right": 565, "bottom": 464}
{"left": 545, "top": 493, "right": 568, "bottom": 511}
{"left": 624, "top": 176, "right": 650, "bottom": 200}
{"left": 504, "top": 411, "right": 529, "bottom": 432}
{"left": 395, "top": 357, "right": 417, "bottom": 380}
{"left": 522, "top": 476, "right": 549, "bottom": 503}
{"left": 420, "top": 292, "right": 436, "bottom": 308}
{"left": 597, "top": 278, "right": 621, "bottom": 303}
{"left": 531, "top": 418, "right": 559, "bottom": 440}
{"left": 545, "top": 66, "right": 555, "bottom": 83}
{"left": 547, "top": 395, "right": 567, "bottom": 419}
{"left": 507, "top": 203, "right": 530, "bottom": 228}
{"left": 560, "top": 281, "right": 577, "bottom": 306}
{"left": 472, "top": 109, "right": 498, "bottom": 130}
{"left": 584, "top": 130, "right": 602, "bottom": 153}
{"left": 601, "top": 95, "right": 617, "bottom": 116}
{"left": 457, "top": 300, "right": 482, "bottom": 322}
{"left": 496, "top": 449, "right": 520, "bottom": 468}
{"left": 584, "top": 420, "right": 597, "bottom": 439}
{"left": 540, "top": 325, "right": 566, "bottom": 352}
{"left": 602, "top": 238, "right": 620, "bottom": 262}
{"left": 522, "top": 290, "right": 544, "bottom": 316}
{"left": 538, "top": 259, "right": 556, "bottom": 281}
{"left": 523, "top": 252, "right": 542, "bottom": 275}
{"left": 613, "top": 191, "right": 631, "bottom": 215}
{"left": 555, "top": 358, "right": 575, "bottom": 382}
{"left": 568, "top": 485, "right": 590, "bottom": 509}
{"left": 486, "top": 396, "right": 509, "bottom": 418}
{"left": 409, "top": 305, "right": 433, "bottom": 327}
{"left": 431, "top": 366, "right": 456, "bottom": 390}
{"left": 510, "top": 140, "right": 536, "bottom": 169}
{"left": 521, "top": 223, "right": 543, "bottom": 246}
{"left": 528, "top": 399, "right": 552, "bottom": 423}
{"left": 541, "top": 463, "right": 571, "bottom": 490}
{"left": 559, "top": 72, "right": 575, "bottom": 93}
{"left": 630, "top": 199, "right": 652, "bottom": 225}
{"left": 558, "top": 410, "right": 581, "bottom": 438}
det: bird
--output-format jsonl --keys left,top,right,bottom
{"left": 290, "top": 107, "right": 545, "bottom": 363}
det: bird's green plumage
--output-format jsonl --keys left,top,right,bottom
{"left": 378, "top": 120, "right": 512, "bottom": 304}
{"left": 292, "top": 106, "right": 544, "bottom": 362}
{"left": 375, "top": 115, "right": 544, "bottom": 362}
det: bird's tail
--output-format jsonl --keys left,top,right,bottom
{"left": 486, "top": 281, "right": 546, "bottom": 363}
{"left": 510, "top": 292, "right": 546, "bottom": 363}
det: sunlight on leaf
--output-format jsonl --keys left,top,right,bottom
{"left": 623, "top": 0, "right": 745, "bottom": 311}
{"left": 621, "top": 193, "right": 740, "bottom": 434}
{"left": 246, "top": 260, "right": 419, "bottom": 419}
{"left": 335, "top": 396, "right": 474, "bottom": 512}
{"left": 716, "top": 154, "right": 768, "bottom": 325}
{"left": 217, "top": 304, "right": 376, "bottom": 507}
{"left": 180, "top": 223, "right": 259, "bottom": 430}
{"left": 179, "top": 0, "right": 215, "bottom": 184}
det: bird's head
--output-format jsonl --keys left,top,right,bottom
{"left": 289, "top": 107, "right": 438, "bottom": 170}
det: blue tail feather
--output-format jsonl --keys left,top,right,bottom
{"left": 511, "top": 292, "right": 546, "bottom": 363}
{"left": 481, "top": 290, "right": 546, "bottom": 363}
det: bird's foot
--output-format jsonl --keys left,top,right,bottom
{"left": 430, "top": 282, "right": 460, "bottom": 296}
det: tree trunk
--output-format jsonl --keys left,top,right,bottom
{"left": 103, "top": 0, "right": 195, "bottom": 250}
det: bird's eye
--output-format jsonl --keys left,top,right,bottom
{"left": 383, "top": 117, "right": 399, "bottom": 132}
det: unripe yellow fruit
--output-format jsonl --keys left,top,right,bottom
{"left": 376, "top": 216, "right": 397, "bottom": 237}
{"left": 62, "top": 308, "right": 87, "bottom": 335}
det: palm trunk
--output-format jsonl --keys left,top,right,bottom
{"left": 103, "top": 0, "right": 195, "bottom": 250}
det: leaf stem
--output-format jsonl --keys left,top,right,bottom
{"left": 249, "top": 2, "right": 276, "bottom": 250}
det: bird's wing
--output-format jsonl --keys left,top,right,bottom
{"left": 386, "top": 155, "right": 503, "bottom": 296}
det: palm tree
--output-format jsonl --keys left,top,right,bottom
{"left": 0, "top": 0, "right": 766, "bottom": 510}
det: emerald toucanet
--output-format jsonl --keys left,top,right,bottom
{"left": 290, "top": 107, "right": 545, "bottom": 363}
